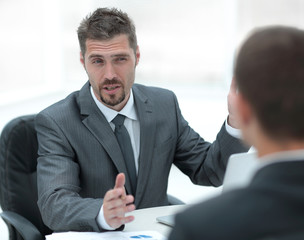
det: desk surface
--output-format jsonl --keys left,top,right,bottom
{"left": 46, "top": 205, "right": 189, "bottom": 240}
{"left": 125, "top": 205, "right": 187, "bottom": 237}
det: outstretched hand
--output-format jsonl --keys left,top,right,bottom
{"left": 103, "top": 173, "right": 136, "bottom": 229}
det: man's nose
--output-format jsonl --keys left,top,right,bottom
{"left": 104, "top": 63, "right": 117, "bottom": 79}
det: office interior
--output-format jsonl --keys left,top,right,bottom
{"left": 0, "top": 0, "right": 303, "bottom": 238}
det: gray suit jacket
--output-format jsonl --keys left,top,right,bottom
{"left": 36, "top": 82, "right": 248, "bottom": 232}
{"left": 169, "top": 160, "right": 304, "bottom": 240}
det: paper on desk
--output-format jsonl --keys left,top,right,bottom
{"left": 46, "top": 230, "right": 167, "bottom": 240}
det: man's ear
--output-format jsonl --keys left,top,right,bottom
{"left": 135, "top": 46, "right": 140, "bottom": 66}
{"left": 236, "top": 93, "right": 252, "bottom": 127}
{"left": 80, "top": 52, "right": 85, "bottom": 67}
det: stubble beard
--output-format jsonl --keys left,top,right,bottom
{"left": 98, "top": 78, "right": 126, "bottom": 107}
{"left": 99, "top": 90, "right": 126, "bottom": 107}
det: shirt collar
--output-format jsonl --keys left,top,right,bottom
{"left": 90, "top": 86, "right": 138, "bottom": 123}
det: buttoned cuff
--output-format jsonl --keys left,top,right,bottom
{"left": 225, "top": 117, "right": 242, "bottom": 139}
{"left": 97, "top": 204, "right": 115, "bottom": 230}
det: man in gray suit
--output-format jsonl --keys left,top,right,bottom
{"left": 36, "top": 8, "right": 248, "bottom": 232}
{"left": 169, "top": 26, "right": 304, "bottom": 240}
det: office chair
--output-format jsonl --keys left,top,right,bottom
{"left": 0, "top": 115, "right": 52, "bottom": 240}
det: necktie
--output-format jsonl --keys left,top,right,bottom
{"left": 112, "top": 114, "right": 137, "bottom": 195}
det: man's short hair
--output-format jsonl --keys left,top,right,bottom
{"left": 77, "top": 8, "right": 137, "bottom": 56}
{"left": 234, "top": 26, "right": 304, "bottom": 141}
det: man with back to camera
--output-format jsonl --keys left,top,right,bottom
{"left": 169, "top": 26, "right": 304, "bottom": 240}
{"left": 36, "top": 7, "right": 248, "bottom": 232}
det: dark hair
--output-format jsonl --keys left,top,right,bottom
{"left": 77, "top": 8, "right": 137, "bottom": 56}
{"left": 234, "top": 26, "right": 304, "bottom": 140}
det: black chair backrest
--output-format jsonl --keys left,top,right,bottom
{"left": 0, "top": 115, "right": 52, "bottom": 238}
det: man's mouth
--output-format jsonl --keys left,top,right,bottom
{"left": 103, "top": 85, "right": 121, "bottom": 94}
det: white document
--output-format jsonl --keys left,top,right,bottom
{"left": 46, "top": 230, "right": 167, "bottom": 240}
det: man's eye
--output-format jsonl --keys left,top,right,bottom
{"left": 93, "top": 59, "right": 103, "bottom": 64}
{"left": 115, "top": 57, "right": 127, "bottom": 62}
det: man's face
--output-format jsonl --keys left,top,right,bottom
{"left": 80, "top": 34, "right": 140, "bottom": 111}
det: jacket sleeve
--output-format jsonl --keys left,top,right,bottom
{"left": 172, "top": 93, "right": 249, "bottom": 186}
{"left": 36, "top": 112, "right": 104, "bottom": 232}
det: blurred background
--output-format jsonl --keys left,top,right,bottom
{"left": 1, "top": 0, "right": 304, "bottom": 238}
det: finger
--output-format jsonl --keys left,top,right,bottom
{"left": 106, "top": 203, "right": 136, "bottom": 221}
{"left": 108, "top": 215, "right": 135, "bottom": 229}
{"left": 125, "top": 195, "right": 135, "bottom": 205}
{"left": 104, "top": 201, "right": 136, "bottom": 229}
{"left": 107, "top": 203, "right": 135, "bottom": 219}
{"left": 104, "top": 188, "right": 124, "bottom": 203}
{"left": 114, "top": 173, "right": 127, "bottom": 200}
{"left": 104, "top": 194, "right": 135, "bottom": 211}
{"left": 125, "top": 202, "right": 136, "bottom": 212}
{"left": 114, "top": 173, "right": 125, "bottom": 189}
{"left": 122, "top": 215, "right": 135, "bottom": 224}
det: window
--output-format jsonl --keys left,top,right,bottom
{"left": 0, "top": 0, "right": 303, "bottom": 132}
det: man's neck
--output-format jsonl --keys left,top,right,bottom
{"left": 256, "top": 139, "right": 304, "bottom": 159}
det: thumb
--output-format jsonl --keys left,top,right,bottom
{"left": 114, "top": 173, "right": 125, "bottom": 189}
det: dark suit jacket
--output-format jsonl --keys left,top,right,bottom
{"left": 169, "top": 160, "right": 304, "bottom": 240}
{"left": 36, "top": 82, "right": 247, "bottom": 232}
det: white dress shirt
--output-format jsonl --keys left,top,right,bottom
{"left": 90, "top": 86, "right": 240, "bottom": 230}
{"left": 90, "top": 87, "right": 139, "bottom": 230}
{"left": 225, "top": 118, "right": 241, "bottom": 138}
{"left": 90, "top": 87, "right": 140, "bottom": 172}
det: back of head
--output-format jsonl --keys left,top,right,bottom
{"left": 234, "top": 26, "right": 304, "bottom": 141}
{"left": 77, "top": 7, "right": 137, "bottom": 56}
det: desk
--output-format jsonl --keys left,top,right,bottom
{"left": 125, "top": 205, "right": 188, "bottom": 237}
{"left": 46, "top": 205, "right": 189, "bottom": 240}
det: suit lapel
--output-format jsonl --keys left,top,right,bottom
{"left": 133, "top": 85, "right": 157, "bottom": 206}
{"left": 78, "top": 82, "right": 133, "bottom": 194}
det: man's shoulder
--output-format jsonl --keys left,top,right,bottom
{"left": 173, "top": 188, "right": 262, "bottom": 239}
{"left": 133, "top": 83, "right": 174, "bottom": 94}
{"left": 177, "top": 188, "right": 259, "bottom": 226}
{"left": 133, "top": 83, "right": 176, "bottom": 100}
{"left": 38, "top": 90, "right": 80, "bottom": 118}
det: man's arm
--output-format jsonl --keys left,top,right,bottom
{"left": 36, "top": 112, "right": 135, "bottom": 231}
{"left": 172, "top": 90, "right": 249, "bottom": 187}
{"left": 36, "top": 112, "right": 103, "bottom": 231}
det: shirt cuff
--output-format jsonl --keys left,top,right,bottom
{"left": 97, "top": 204, "right": 115, "bottom": 230}
{"left": 225, "top": 117, "right": 242, "bottom": 139}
